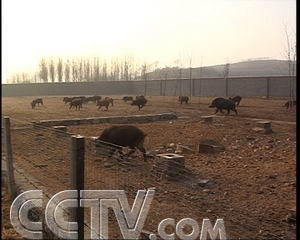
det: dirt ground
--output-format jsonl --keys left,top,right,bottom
{"left": 2, "top": 96, "right": 296, "bottom": 239}
{"left": 2, "top": 96, "right": 296, "bottom": 126}
{"left": 1, "top": 172, "right": 24, "bottom": 239}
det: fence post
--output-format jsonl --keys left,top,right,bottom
{"left": 4, "top": 116, "right": 17, "bottom": 200}
{"left": 144, "top": 73, "right": 147, "bottom": 96}
{"left": 160, "top": 79, "right": 163, "bottom": 96}
{"left": 1, "top": 206, "right": 3, "bottom": 233}
{"left": 190, "top": 68, "right": 193, "bottom": 98}
{"left": 164, "top": 74, "right": 167, "bottom": 96}
{"left": 225, "top": 78, "right": 229, "bottom": 97}
{"left": 179, "top": 69, "right": 182, "bottom": 96}
{"left": 192, "top": 79, "right": 195, "bottom": 97}
{"left": 199, "top": 79, "right": 202, "bottom": 98}
{"left": 266, "top": 77, "right": 270, "bottom": 99}
{"left": 70, "top": 135, "right": 85, "bottom": 240}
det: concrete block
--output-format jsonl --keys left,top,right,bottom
{"left": 31, "top": 113, "right": 177, "bottom": 127}
{"left": 154, "top": 153, "right": 186, "bottom": 179}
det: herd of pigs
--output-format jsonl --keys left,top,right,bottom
{"left": 31, "top": 95, "right": 244, "bottom": 113}
{"left": 31, "top": 94, "right": 296, "bottom": 113}
{"left": 29, "top": 95, "right": 296, "bottom": 160}
{"left": 31, "top": 95, "right": 148, "bottom": 111}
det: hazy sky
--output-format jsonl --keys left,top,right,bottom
{"left": 2, "top": 0, "right": 296, "bottom": 82}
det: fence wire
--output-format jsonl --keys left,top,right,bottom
{"left": 3, "top": 116, "right": 220, "bottom": 239}
{"left": 83, "top": 136, "right": 214, "bottom": 239}
{"left": 3, "top": 116, "right": 278, "bottom": 239}
{"left": 5, "top": 118, "right": 72, "bottom": 196}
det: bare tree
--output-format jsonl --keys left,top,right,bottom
{"left": 120, "top": 60, "right": 124, "bottom": 81}
{"left": 57, "top": 58, "right": 63, "bottom": 82}
{"left": 78, "top": 59, "right": 83, "bottom": 82}
{"left": 49, "top": 60, "right": 55, "bottom": 83}
{"left": 39, "top": 58, "right": 48, "bottom": 83}
{"left": 109, "top": 60, "right": 113, "bottom": 80}
{"left": 112, "top": 59, "right": 120, "bottom": 80}
{"left": 127, "top": 57, "right": 134, "bottom": 80}
{"left": 84, "top": 60, "right": 91, "bottom": 81}
{"left": 16, "top": 74, "right": 21, "bottom": 83}
{"left": 65, "top": 60, "right": 70, "bottom": 82}
{"left": 21, "top": 72, "right": 31, "bottom": 83}
{"left": 134, "top": 62, "right": 139, "bottom": 80}
{"left": 34, "top": 72, "right": 38, "bottom": 83}
{"left": 10, "top": 74, "right": 17, "bottom": 84}
{"left": 72, "top": 60, "right": 78, "bottom": 82}
{"left": 93, "top": 57, "right": 100, "bottom": 81}
{"left": 89, "top": 62, "right": 93, "bottom": 81}
{"left": 21, "top": 72, "right": 27, "bottom": 82}
{"left": 141, "top": 63, "right": 147, "bottom": 81}
{"left": 102, "top": 60, "right": 107, "bottom": 81}
{"left": 124, "top": 59, "right": 129, "bottom": 81}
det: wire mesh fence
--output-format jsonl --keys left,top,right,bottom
{"left": 83, "top": 135, "right": 214, "bottom": 239}
{"left": 3, "top": 117, "right": 72, "bottom": 196}
{"left": 3, "top": 116, "right": 222, "bottom": 239}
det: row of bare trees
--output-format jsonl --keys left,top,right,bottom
{"left": 9, "top": 57, "right": 154, "bottom": 84}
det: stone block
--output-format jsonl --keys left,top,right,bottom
{"left": 154, "top": 153, "right": 186, "bottom": 179}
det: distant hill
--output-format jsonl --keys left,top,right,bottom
{"left": 147, "top": 59, "right": 296, "bottom": 79}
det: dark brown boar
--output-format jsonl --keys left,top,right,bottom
{"left": 97, "top": 125, "right": 147, "bottom": 161}
{"left": 96, "top": 99, "right": 110, "bottom": 110}
{"left": 178, "top": 96, "right": 189, "bottom": 104}
{"left": 229, "top": 96, "right": 242, "bottom": 107}
{"left": 131, "top": 98, "right": 147, "bottom": 110}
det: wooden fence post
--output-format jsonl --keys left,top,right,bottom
{"left": 70, "top": 135, "right": 85, "bottom": 240}
{"left": 4, "top": 116, "right": 17, "bottom": 200}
